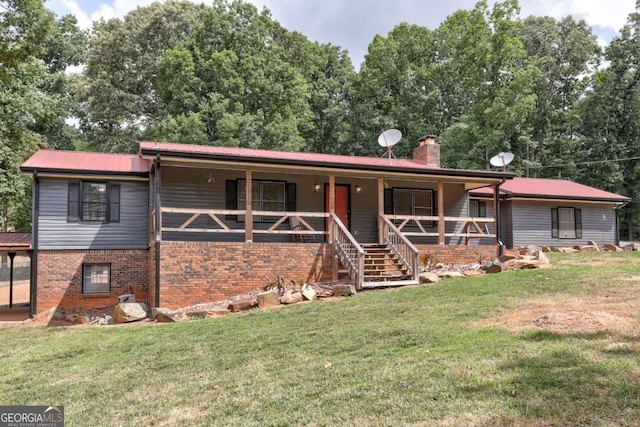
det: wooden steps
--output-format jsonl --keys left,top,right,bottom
{"left": 360, "top": 244, "right": 418, "bottom": 288}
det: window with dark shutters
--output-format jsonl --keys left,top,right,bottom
{"left": 552, "top": 207, "right": 581, "bottom": 239}
{"left": 551, "top": 208, "right": 559, "bottom": 238}
{"left": 575, "top": 208, "right": 582, "bottom": 239}
{"left": 67, "top": 181, "right": 121, "bottom": 224}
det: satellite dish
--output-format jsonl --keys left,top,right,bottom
{"left": 378, "top": 129, "right": 402, "bottom": 164}
{"left": 378, "top": 128, "right": 402, "bottom": 148}
{"left": 490, "top": 152, "right": 514, "bottom": 169}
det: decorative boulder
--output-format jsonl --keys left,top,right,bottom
{"left": 535, "top": 250, "right": 550, "bottom": 265}
{"left": 484, "top": 260, "right": 502, "bottom": 274}
{"left": 228, "top": 298, "right": 257, "bottom": 313}
{"left": 301, "top": 288, "right": 317, "bottom": 301}
{"left": 463, "top": 270, "right": 484, "bottom": 277}
{"left": 438, "top": 271, "right": 465, "bottom": 279}
{"left": 257, "top": 290, "right": 281, "bottom": 308}
{"left": 151, "top": 307, "right": 177, "bottom": 323}
{"left": 280, "top": 290, "right": 303, "bottom": 304}
{"left": 113, "top": 302, "right": 148, "bottom": 323}
{"left": 603, "top": 243, "right": 623, "bottom": 252}
{"left": 419, "top": 272, "right": 441, "bottom": 284}
{"left": 332, "top": 284, "right": 355, "bottom": 297}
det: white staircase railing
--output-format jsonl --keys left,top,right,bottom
{"left": 379, "top": 216, "right": 420, "bottom": 282}
{"left": 329, "top": 213, "right": 365, "bottom": 289}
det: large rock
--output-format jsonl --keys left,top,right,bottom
{"left": 577, "top": 245, "right": 599, "bottom": 252}
{"left": 257, "top": 290, "right": 281, "bottom": 308}
{"left": 151, "top": 307, "right": 177, "bottom": 323}
{"left": 113, "top": 302, "right": 148, "bottom": 323}
{"left": 535, "top": 250, "right": 550, "bottom": 265}
{"left": 624, "top": 243, "right": 640, "bottom": 252}
{"left": 332, "top": 284, "right": 355, "bottom": 297}
{"left": 484, "top": 260, "right": 502, "bottom": 274}
{"left": 463, "top": 270, "right": 484, "bottom": 277}
{"left": 419, "top": 272, "right": 441, "bottom": 284}
{"left": 587, "top": 241, "right": 600, "bottom": 251}
{"left": 438, "top": 271, "right": 465, "bottom": 279}
{"left": 301, "top": 288, "right": 317, "bottom": 301}
{"left": 603, "top": 243, "right": 623, "bottom": 252}
{"left": 228, "top": 298, "right": 257, "bottom": 313}
{"left": 519, "top": 245, "right": 539, "bottom": 256}
{"left": 280, "top": 290, "right": 303, "bottom": 304}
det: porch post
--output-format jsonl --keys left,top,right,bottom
{"left": 8, "top": 252, "right": 15, "bottom": 308}
{"left": 245, "top": 169, "right": 253, "bottom": 242}
{"left": 154, "top": 158, "right": 162, "bottom": 307}
{"left": 329, "top": 175, "right": 337, "bottom": 280}
{"left": 377, "top": 177, "right": 384, "bottom": 244}
{"left": 437, "top": 181, "right": 445, "bottom": 245}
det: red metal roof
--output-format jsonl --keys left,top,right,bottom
{"left": 140, "top": 141, "right": 438, "bottom": 170}
{"left": 0, "top": 233, "right": 31, "bottom": 249}
{"left": 21, "top": 150, "right": 150, "bottom": 174}
{"left": 471, "top": 177, "right": 630, "bottom": 202}
{"left": 139, "top": 141, "right": 513, "bottom": 180}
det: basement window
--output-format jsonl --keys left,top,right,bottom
{"left": 82, "top": 264, "right": 111, "bottom": 294}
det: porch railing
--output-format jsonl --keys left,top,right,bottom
{"left": 160, "top": 208, "right": 328, "bottom": 239}
{"left": 329, "top": 213, "right": 365, "bottom": 290}
{"left": 379, "top": 216, "right": 420, "bottom": 281}
{"left": 382, "top": 214, "right": 495, "bottom": 243}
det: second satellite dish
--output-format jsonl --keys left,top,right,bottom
{"left": 490, "top": 152, "right": 514, "bottom": 169}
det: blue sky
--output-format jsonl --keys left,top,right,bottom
{"left": 44, "top": 0, "right": 636, "bottom": 68}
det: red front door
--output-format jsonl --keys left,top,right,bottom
{"left": 326, "top": 184, "right": 350, "bottom": 229}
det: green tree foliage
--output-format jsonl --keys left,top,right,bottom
{"left": 0, "top": 0, "right": 86, "bottom": 231}
{"left": 577, "top": 4, "right": 640, "bottom": 239}
{"left": 77, "top": 0, "right": 354, "bottom": 153}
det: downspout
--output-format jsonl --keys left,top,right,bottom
{"left": 154, "top": 157, "right": 161, "bottom": 307}
{"left": 30, "top": 170, "right": 39, "bottom": 318}
{"left": 614, "top": 201, "right": 630, "bottom": 247}
{"left": 496, "top": 178, "right": 506, "bottom": 257}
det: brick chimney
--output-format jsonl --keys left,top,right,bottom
{"left": 413, "top": 135, "right": 440, "bottom": 167}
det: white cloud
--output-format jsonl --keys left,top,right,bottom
{"left": 519, "top": 0, "right": 634, "bottom": 32}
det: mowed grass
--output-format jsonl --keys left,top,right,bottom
{"left": 1, "top": 252, "right": 640, "bottom": 426}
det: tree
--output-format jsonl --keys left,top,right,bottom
{"left": 0, "top": 0, "right": 86, "bottom": 231}
{"left": 577, "top": 4, "right": 640, "bottom": 239}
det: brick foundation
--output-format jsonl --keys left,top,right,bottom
{"left": 158, "top": 241, "right": 333, "bottom": 309}
{"left": 415, "top": 244, "right": 498, "bottom": 265}
{"left": 36, "top": 249, "right": 149, "bottom": 313}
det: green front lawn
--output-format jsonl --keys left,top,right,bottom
{"left": 1, "top": 252, "right": 639, "bottom": 426}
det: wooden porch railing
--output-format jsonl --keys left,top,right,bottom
{"left": 382, "top": 214, "right": 496, "bottom": 243}
{"left": 329, "top": 213, "right": 365, "bottom": 290}
{"left": 379, "top": 216, "right": 420, "bottom": 282}
{"left": 160, "top": 208, "right": 328, "bottom": 238}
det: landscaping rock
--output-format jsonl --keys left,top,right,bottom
{"left": 603, "top": 243, "right": 623, "bottom": 252}
{"left": 587, "top": 241, "right": 600, "bottom": 251}
{"left": 280, "top": 290, "right": 303, "bottom": 304}
{"left": 519, "top": 245, "right": 539, "bottom": 256}
{"left": 557, "top": 247, "right": 576, "bottom": 253}
{"left": 535, "top": 250, "right": 550, "bottom": 265}
{"left": 438, "top": 271, "right": 465, "bottom": 279}
{"left": 114, "top": 302, "right": 148, "bottom": 323}
{"left": 463, "top": 270, "right": 484, "bottom": 277}
{"left": 99, "top": 315, "right": 115, "bottom": 325}
{"left": 419, "top": 272, "right": 441, "bottom": 283}
{"left": 228, "top": 298, "right": 257, "bottom": 313}
{"left": 152, "top": 307, "right": 177, "bottom": 323}
{"left": 624, "top": 243, "right": 640, "bottom": 252}
{"left": 332, "top": 284, "right": 355, "bottom": 297}
{"left": 484, "top": 260, "right": 502, "bottom": 274}
{"left": 257, "top": 290, "right": 281, "bottom": 308}
{"left": 577, "top": 244, "right": 599, "bottom": 252}
{"left": 301, "top": 288, "right": 317, "bottom": 301}
{"left": 206, "top": 309, "right": 230, "bottom": 317}
{"left": 75, "top": 315, "right": 92, "bottom": 325}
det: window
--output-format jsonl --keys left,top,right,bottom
{"left": 228, "top": 179, "right": 295, "bottom": 222}
{"left": 68, "top": 181, "right": 121, "bottom": 223}
{"left": 392, "top": 188, "right": 434, "bottom": 226}
{"left": 82, "top": 264, "right": 111, "bottom": 294}
{"left": 469, "top": 200, "right": 486, "bottom": 217}
{"left": 551, "top": 207, "right": 582, "bottom": 239}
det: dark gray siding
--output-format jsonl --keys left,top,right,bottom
{"left": 160, "top": 167, "right": 329, "bottom": 243}
{"left": 511, "top": 200, "right": 618, "bottom": 248}
{"left": 38, "top": 179, "right": 149, "bottom": 249}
